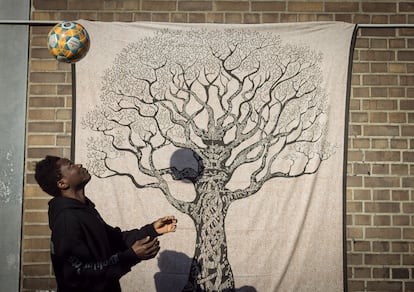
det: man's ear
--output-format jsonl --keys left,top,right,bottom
{"left": 57, "top": 179, "right": 69, "bottom": 190}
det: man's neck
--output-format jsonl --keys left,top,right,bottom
{"left": 62, "top": 189, "right": 86, "bottom": 204}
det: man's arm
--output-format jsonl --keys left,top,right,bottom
{"left": 51, "top": 214, "right": 159, "bottom": 291}
{"left": 106, "top": 215, "right": 177, "bottom": 247}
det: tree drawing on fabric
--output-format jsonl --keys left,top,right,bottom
{"left": 82, "top": 29, "right": 334, "bottom": 291}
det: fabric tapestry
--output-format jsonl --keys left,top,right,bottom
{"left": 75, "top": 20, "right": 356, "bottom": 292}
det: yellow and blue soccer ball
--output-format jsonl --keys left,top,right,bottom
{"left": 47, "top": 21, "right": 90, "bottom": 63}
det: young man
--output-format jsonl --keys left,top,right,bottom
{"left": 34, "top": 155, "right": 177, "bottom": 292}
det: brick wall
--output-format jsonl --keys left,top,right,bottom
{"left": 23, "top": 1, "right": 414, "bottom": 291}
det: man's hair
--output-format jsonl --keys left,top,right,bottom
{"left": 34, "top": 155, "right": 62, "bottom": 197}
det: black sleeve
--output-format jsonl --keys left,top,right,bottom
{"left": 105, "top": 223, "right": 160, "bottom": 247}
{"left": 51, "top": 213, "right": 139, "bottom": 291}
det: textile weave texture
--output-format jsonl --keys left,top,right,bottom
{"left": 75, "top": 20, "right": 356, "bottom": 292}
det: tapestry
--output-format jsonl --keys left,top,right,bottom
{"left": 75, "top": 20, "right": 356, "bottom": 292}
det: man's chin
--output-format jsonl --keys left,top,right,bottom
{"left": 82, "top": 174, "right": 92, "bottom": 186}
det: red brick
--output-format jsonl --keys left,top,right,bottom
{"left": 391, "top": 164, "right": 408, "bottom": 176}
{"left": 23, "top": 264, "right": 51, "bottom": 276}
{"left": 347, "top": 176, "right": 363, "bottom": 188}
{"left": 251, "top": 1, "right": 285, "bottom": 11}
{"left": 325, "top": 2, "right": 358, "bottom": 12}
{"left": 365, "top": 202, "right": 400, "bottom": 213}
{"left": 391, "top": 242, "right": 409, "bottom": 252}
{"left": 68, "top": 0, "right": 103, "bottom": 10}
{"left": 389, "top": 39, "right": 406, "bottom": 49}
{"left": 348, "top": 227, "right": 363, "bottom": 238}
{"left": 400, "top": 28, "right": 414, "bottom": 37}
{"left": 365, "top": 151, "right": 400, "bottom": 162}
{"left": 23, "top": 251, "right": 51, "bottom": 263}
{"left": 402, "top": 177, "right": 414, "bottom": 188}
{"left": 365, "top": 254, "right": 400, "bottom": 265}
{"left": 23, "top": 238, "right": 50, "bottom": 250}
{"left": 364, "top": 177, "right": 400, "bottom": 188}
{"left": 373, "top": 215, "right": 391, "bottom": 226}
{"left": 372, "top": 15, "right": 388, "bottom": 24}
{"left": 30, "top": 72, "right": 66, "bottom": 83}
{"left": 373, "top": 189, "right": 390, "bottom": 200}
{"left": 354, "top": 214, "right": 371, "bottom": 225}
{"left": 347, "top": 150, "right": 363, "bottom": 161}
{"left": 371, "top": 86, "right": 392, "bottom": 98}
{"left": 354, "top": 267, "right": 370, "bottom": 278}
{"left": 400, "top": 2, "right": 414, "bottom": 12}
{"left": 206, "top": 12, "right": 224, "bottom": 23}
{"left": 95, "top": 12, "right": 112, "bottom": 21}
{"left": 27, "top": 148, "right": 64, "bottom": 159}
{"left": 225, "top": 13, "right": 242, "bottom": 23}
{"left": 352, "top": 138, "right": 370, "bottom": 149}
{"left": 215, "top": 1, "right": 249, "bottom": 11}
{"left": 364, "top": 126, "right": 399, "bottom": 137}
{"left": 178, "top": 1, "right": 212, "bottom": 11}
{"left": 171, "top": 13, "right": 187, "bottom": 22}
{"left": 370, "top": 39, "right": 387, "bottom": 49}
{"left": 142, "top": 1, "right": 176, "bottom": 11}
{"left": 28, "top": 122, "right": 64, "bottom": 133}
{"left": 363, "top": 75, "right": 398, "bottom": 86}
{"left": 316, "top": 14, "right": 333, "bottom": 21}
{"left": 353, "top": 189, "right": 371, "bottom": 200}
{"left": 288, "top": 1, "right": 323, "bottom": 12}
{"left": 354, "top": 241, "right": 370, "bottom": 251}
{"left": 151, "top": 13, "right": 170, "bottom": 22}
{"left": 185, "top": 13, "right": 204, "bottom": 22}
{"left": 392, "top": 268, "right": 409, "bottom": 279}
{"left": 401, "top": 100, "right": 414, "bottom": 110}
{"left": 400, "top": 75, "right": 414, "bottom": 86}
{"left": 394, "top": 216, "right": 410, "bottom": 226}
{"left": 392, "top": 190, "right": 409, "bottom": 201}
{"left": 369, "top": 112, "right": 387, "bottom": 123}
{"left": 360, "top": 28, "right": 396, "bottom": 37}
{"left": 373, "top": 241, "right": 390, "bottom": 252}
{"left": 23, "top": 278, "right": 56, "bottom": 290}
{"left": 33, "top": 0, "right": 67, "bottom": 9}
{"left": 348, "top": 280, "right": 365, "bottom": 291}
{"left": 366, "top": 281, "right": 402, "bottom": 291}
{"left": 373, "top": 268, "right": 390, "bottom": 278}
{"left": 24, "top": 225, "right": 51, "bottom": 236}
{"left": 347, "top": 202, "right": 363, "bottom": 213}
{"left": 403, "top": 255, "right": 414, "bottom": 265}
{"left": 406, "top": 283, "right": 414, "bottom": 292}
{"left": 280, "top": 13, "right": 298, "bottom": 22}
{"left": 29, "top": 97, "right": 65, "bottom": 107}
{"left": 347, "top": 253, "right": 363, "bottom": 265}
{"left": 262, "top": 13, "right": 280, "bottom": 23}
{"left": 362, "top": 3, "right": 396, "bottom": 13}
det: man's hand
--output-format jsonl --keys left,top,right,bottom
{"left": 153, "top": 216, "right": 177, "bottom": 235}
{"left": 131, "top": 236, "right": 160, "bottom": 260}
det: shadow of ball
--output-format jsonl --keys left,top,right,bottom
{"left": 169, "top": 148, "right": 204, "bottom": 184}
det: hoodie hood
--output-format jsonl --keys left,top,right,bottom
{"left": 48, "top": 196, "right": 95, "bottom": 229}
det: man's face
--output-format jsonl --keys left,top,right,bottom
{"left": 57, "top": 158, "right": 91, "bottom": 190}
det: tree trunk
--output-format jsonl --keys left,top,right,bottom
{"left": 183, "top": 185, "right": 235, "bottom": 292}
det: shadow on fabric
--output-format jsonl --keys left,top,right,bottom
{"left": 154, "top": 250, "right": 257, "bottom": 292}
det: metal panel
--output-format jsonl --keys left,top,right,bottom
{"left": 0, "top": 1, "right": 30, "bottom": 291}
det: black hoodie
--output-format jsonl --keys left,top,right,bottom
{"left": 48, "top": 196, "right": 159, "bottom": 292}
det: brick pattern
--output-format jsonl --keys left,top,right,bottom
{"left": 23, "top": 1, "right": 414, "bottom": 291}
{"left": 348, "top": 25, "right": 414, "bottom": 291}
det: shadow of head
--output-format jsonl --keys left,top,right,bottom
{"left": 154, "top": 250, "right": 193, "bottom": 292}
{"left": 170, "top": 148, "right": 204, "bottom": 184}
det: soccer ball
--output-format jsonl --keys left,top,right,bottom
{"left": 47, "top": 21, "right": 90, "bottom": 63}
